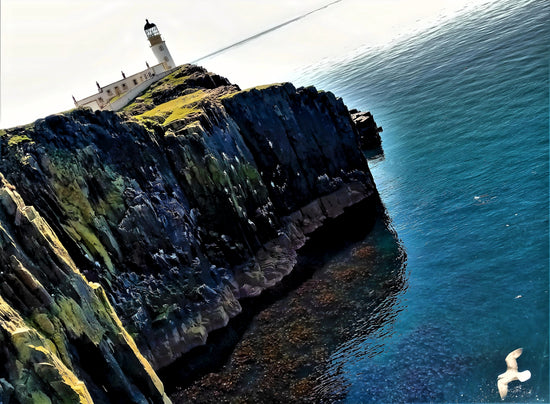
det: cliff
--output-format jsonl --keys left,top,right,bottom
{"left": 0, "top": 64, "right": 382, "bottom": 403}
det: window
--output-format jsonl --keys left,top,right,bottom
{"left": 164, "top": 56, "right": 169, "bottom": 62}
{"left": 159, "top": 45, "right": 164, "bottom": 51}
{"left": 107, "top": 89, "right": 112, "bottom": 95}
{"left": 122, "top": 83, "right": 127, "bottom": 89}
{"left": 133, "top": 79, "right": 138, "bottom": 85}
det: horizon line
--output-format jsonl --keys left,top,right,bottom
{"left": 191, "top": 0, "right": 344, "bottom": 64}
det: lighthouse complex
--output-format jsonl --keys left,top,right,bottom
{"left": 74, "top": 19, "right": 176, "bottom": 112}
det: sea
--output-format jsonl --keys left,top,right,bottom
{"left": 176, "top": 0, "right": 549, "bottom": 402}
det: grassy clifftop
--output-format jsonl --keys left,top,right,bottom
{"left": 122, "top": 65, "right": 237, "bottom": 124}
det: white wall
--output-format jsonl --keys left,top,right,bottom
{"left": 75, "top": 63, "right": 171, "bottom": 111}
{"left": 107, "top": 69, "right": 174, "bottom": 111}
{"left": 151, "top": 41, "right": 176, "bottom": 70}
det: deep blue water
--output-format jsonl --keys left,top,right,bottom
{"left": 189, "top": 0, "right": 549, "bottom": 401}
{"left": 290, "top": 0, "right": 549, "bottom": 402}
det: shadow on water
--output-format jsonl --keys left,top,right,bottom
{"left": 161, "top": 195, "right": 408, "bottom": 402}
{"left": 363, "top": 148, "right": 385, "bottom": 163}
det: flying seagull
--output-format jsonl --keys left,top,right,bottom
{"left": 497, "top": 348, "right": 531, "bottom": 400}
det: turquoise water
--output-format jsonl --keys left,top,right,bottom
{"left": 291, "top": 0, "right": 549, "bottom": 401}
{"left": 189, "top": 0, "right": 549, "bottom": 401}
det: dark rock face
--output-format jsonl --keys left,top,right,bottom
{"left": 0, "top": 173, "right": 169, "bottom": 403}
{"left": 0, "top": 64, "right": 383, "bottom": 402}
{"left": 350, "top": 109, "right": 383, "bottom": 150}
{"left": 222, "top": 85, "right": 375, "bottom": 214}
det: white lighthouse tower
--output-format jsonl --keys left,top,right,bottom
{"left": 144, "top": 19, "right": 175, "bottom": 70}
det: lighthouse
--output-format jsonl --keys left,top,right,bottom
{"left": 144, "top": 19, "right": 175, "bottom": 70}
{"left": 74, "top": 20, "right": 177, "bottom": 111}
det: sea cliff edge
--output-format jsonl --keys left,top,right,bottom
{"left": 0, "top": 64, "right": 383, "bottom": 403}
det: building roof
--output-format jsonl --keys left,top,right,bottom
{"left": 144, "top": 19, "right": 156, "bottom": 30}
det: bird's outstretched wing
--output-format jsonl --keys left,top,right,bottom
{"left": 497, "top": 377, "right": 509, "bottom": 400}
{"left": 505, "top": 348, "right": 522, "bottom": 371}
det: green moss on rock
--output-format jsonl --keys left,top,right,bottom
{"left": 135, "top": 90, "right": 205, "bottom": 126}
{"left": 7, "top": 135, "right": 33, "bottom": 147}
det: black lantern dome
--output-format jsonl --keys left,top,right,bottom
{"left": 144, "top": 19, "right": 160, "bottom": 38}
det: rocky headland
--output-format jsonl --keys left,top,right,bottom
{"left": 0, "top": 64, "right": 383, "bottom": 403}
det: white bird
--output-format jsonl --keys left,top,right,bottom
{"left": 497, "top": 348, "right": 531, "bottom": 400}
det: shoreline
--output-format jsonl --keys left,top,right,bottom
{"left": 145, "top": 181, "right": 378, "bottom": 369}
{"left": 164, "top": 197, "right": 406, "bottom": 402}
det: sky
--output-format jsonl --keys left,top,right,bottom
{"left": 0, "top": 0, "right": 493, "bottom": 129}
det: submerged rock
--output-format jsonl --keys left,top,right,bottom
{"left": 0, "top": 64, "right": 383, "bottom": 401}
